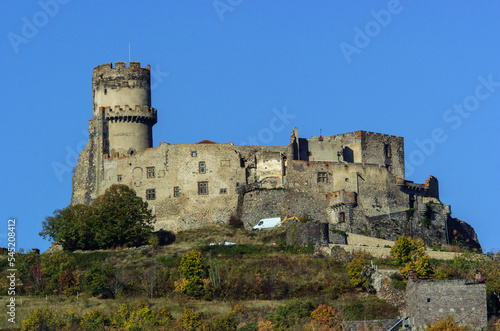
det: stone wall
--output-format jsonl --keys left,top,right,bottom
{"left": 285, "top": 220, "right": 329, "bottom": 247}
{"left": 406, "top": 279, "right": 487, "bottom": 330}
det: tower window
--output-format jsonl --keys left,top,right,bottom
{"left": 117, "top": 174, "right": 123, "bottom": 182}
{"left": 317, "top": 172, "right": 327, "bottom": 183}
{"left": 198, "top": 181, "right": 208, "bottom": 195}
{"left": 146, "top": 189, "right": 156, "bottom": 200}
{"left": 147, "top": 167, "right": 155, "bottom": 178}
{"left": 384, "top": 143, "right": 392, "bottom": 158}
{"left": 173, "top": 186, "right": 180, "bottom": 197}
{"left": 199, "top": 161, "right": 206, "bottom": 174}
{"left": 104, "top": 88, "right": 107, "bottom": 95}
{"left": 220, "top": 188, "right": 227, "bottom": 194}
{"left": 191, "top": 151, "right": 197, "bottom": 157}
{"left": 339, "top": 212, "right": 345, "bottom": 223}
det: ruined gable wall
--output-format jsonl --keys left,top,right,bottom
{"left": 360, "top": 131, "right": 405, "bottom": 178}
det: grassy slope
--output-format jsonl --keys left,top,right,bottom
{"left": 0, "top": 225, "right": 400, "bottom": 329}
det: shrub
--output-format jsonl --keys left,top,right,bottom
{"left": 346, "top": 252, "right": 372, "bottom": 289}
{"left": 83, "top": 264, "right": 115, "bottom": 297}
{"left": 201, "top": 312, "right": 238, "bottom": 331}
{"left": 80, "top": 309, "right": 111, "bottom": 330}
{"left": 228, "top": 215, "right": 244, "bottom": 229}
{"left": 310, "top": 304, "right": 343, "bottom": 329}
{"left": 175, "top": 250, "right": 208, "bottom": 298}
{"left": 21, "top": 308, "right": 66, "bottom": 331}
{"left": 178, "top": 308, "right": 202, "bottom": 331}
{"left": 267, "top": 299, "right": 314, "bottom": 329}
{"left": 427, "top": 316, "right": 465, "bottom": 331}
{"left": 390, "top": 236, "right": 416, "bottom": 267}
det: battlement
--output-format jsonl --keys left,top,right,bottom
{"left": 92, "top": 62, "right": 151, "bottom": 87}
{"left": 93, "top": 62, "right": 150, "bottom": 74}
{"left": 101, "top": 105, "right": 157, "bottom": 124}
{"left": 361, "top": 130, "right": 404, "bottom": 141}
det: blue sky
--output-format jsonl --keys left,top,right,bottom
{"left": 1, "top": 1, "right": 498, "bottom": 252}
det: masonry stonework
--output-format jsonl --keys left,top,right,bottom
{"left": 71, "top": 62, "right": 481, "bottom": 251}
{"left": 406, "top": 279, "right": 487, "bottom": 330}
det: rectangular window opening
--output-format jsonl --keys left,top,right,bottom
{"left": 198, "top": 181, "right": 208, "bottom": 195}
{"left": 173, "top": 186, "right": 180, "bottom": 197}
{"left": 117, "top": 174, "right": 123, "bottom": 182}
{"left": 317, "top": 172, "right": 327, "bottom": 183}
{"left": 146, "top": 188, "right": 156, "bottom": 200}
{"left": 147, "top": 167, "right": 155, "bottom": 178}
{"left": 199, "top": 161, "right": 206, "bottom": 174}
{"left": 220, "top": 188, "right": 227, "bottom": 194}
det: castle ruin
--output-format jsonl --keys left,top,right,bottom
{"left": 72, "top": 62, "right": 481, "bottom": 250}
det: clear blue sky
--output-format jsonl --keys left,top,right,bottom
{"left": 1, "top": 1, "right": 498, "bottom": 252}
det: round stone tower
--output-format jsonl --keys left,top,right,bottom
{"left": 92, "top": 61, "right": 157, "bottom": 156}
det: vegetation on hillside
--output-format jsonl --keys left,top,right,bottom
{"left": 5, "top": 198, "right": 500, "bottom": 330}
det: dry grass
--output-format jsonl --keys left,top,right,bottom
{"left": 0, "top": 294, "right": 288, "bottom": 329}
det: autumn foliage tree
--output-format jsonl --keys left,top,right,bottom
{"left": 40, "top": 184, "right": 154, "bottom": 251}
{"left": 391, "top": 236, "right": 433, "bottom": 280}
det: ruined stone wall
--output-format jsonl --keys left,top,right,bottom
{"left": 285, "top": 220, "right": 329, "bottom": 247}
{"left": 360, "top": 131, "right": 405, "bottom": 178}
{"left": 406, "top": 279, "right": 487, "bottom": 330}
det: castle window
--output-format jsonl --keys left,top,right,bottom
{"left": 427, "top": 298, "right": 431, "bottom": 303}
{"left": 384, "top": 143, "right": 391, "bottom": 158}
{"left": 220, "top": 188, "right": 227, "bottom": 194}
{"left": 339, "top": 212, "right": 345, "bottom": 223}
{"left": 191, "top": 151, "right": 197, "bottom": 157}
{"left": 317, "top": 172, "right": 327, "bottom": 183}
{"left": 199, "top": 161, "right": 206, "bottom": 174}
{"left": 104, "top": 88, "right": 107, "bottom": 95}
{"left": 173, "top": 186, "right": 180, "bottom": 197}
{"left": 147, "top": 167, "right": 155, "bottom": 178}
{"left": 345, "top": 178, "right": 349, "bottom": 182}
{"left": 146, "top": 189, "right": 156, "bottom": 200}
{"left": 198, "top": 181, "right": 208, "bottom": 195}
{"left": 117, "top": 174, "right": 123, "bottom": 182}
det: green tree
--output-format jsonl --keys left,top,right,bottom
{"left": 390, "top": 236, "right": 416, "bottom": 266}
{"left": 40, "top": 184, "right": 154, "bottom": 251}
{"left": 175, "top": 250, "right": 207, "bottom": 298}
{"left": 91, "top": 184, "right": 154, "bottom": 248}
{"left": 84, "top": 264, "right": 115, "bottom": 297}
{"left": 347, "top": 252, "right": 372, "bottom": 289}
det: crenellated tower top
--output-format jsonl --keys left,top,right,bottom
{"left": 91, "top": 62, "right": 157, "bottom": 157}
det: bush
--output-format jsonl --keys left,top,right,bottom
{"left": 21, "top": 308, "right": 66, "bottom": 331}
{"left": 427, "top": 316, "right": 465, "bottom": 331}
{"left": 346, "top": 252, "right": 372, "bottom": 289}
{"left": 310, "top": 304, "right": 343, "bottom": 329}
{"left": 80, "top": 308, "right": 111, "bottom": 330}
{"left": 83, "top": 264, "right": 115, "bottom": 297}
{"left": 178, "top": 308, "right": 202, "bottom": 331}
{"left": 175, "top": 250, "right": 208, "bottom": 299}
{"left": 228, "top": 215, "right": 244, "bottom": 229}
{"left": 267, "top": 299, "right": 314, "bottom": 329}
{"left": 390, "top": 236, "right": 416, "bottom": 267}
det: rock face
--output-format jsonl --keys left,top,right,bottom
{"left": 71, "top": 62, "right": 482, "bottom": 251}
